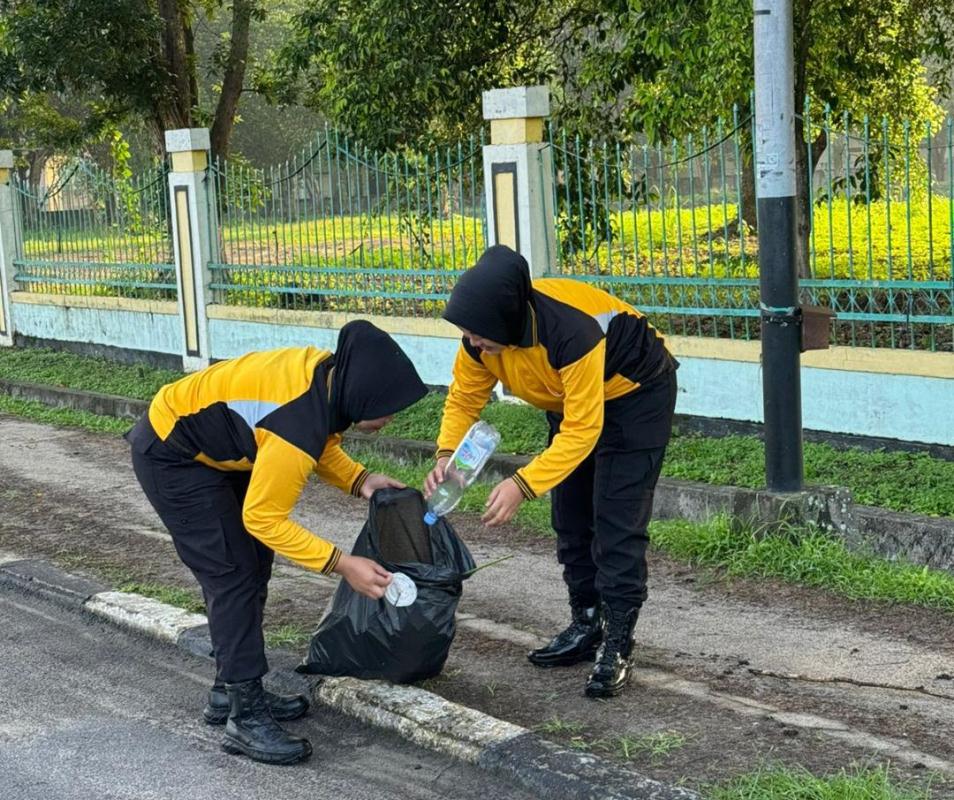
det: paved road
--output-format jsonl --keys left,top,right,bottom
{"left": 0, "top": 586, "right": 536, "bottom": 800}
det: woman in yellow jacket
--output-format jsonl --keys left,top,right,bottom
{"left": 425, "top": 246, "right": 677, "bottom": 699}
{"left": 128, "top": 321, "right": 426, "bottom": 764}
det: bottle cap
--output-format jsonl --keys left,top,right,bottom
{"left": 423, "top": 510, "right": 438, "bottom": 525}
{"left": 384, "top": 572, "right": 417, "bottom": 607}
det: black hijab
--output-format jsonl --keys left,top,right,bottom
{"left": 442, "top": 245, "right": 531, "bottom": 345}
{"left": 329, "top": 321, "right": 427, "bottom": 432}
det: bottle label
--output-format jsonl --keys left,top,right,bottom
{"left": 454, "top": 438, "right": 486, "bottom": 471}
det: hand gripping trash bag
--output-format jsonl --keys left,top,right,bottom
{"left": 298, "top": 487, "right": 475, "bottom": 683}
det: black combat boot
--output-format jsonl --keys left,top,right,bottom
{"left": 584, "top": 604, "right": 639, "bottom": 698}
{"left": 204, "top": 679, "right": 310, "bottom": 725}
{"left": 221, "top": 678, "right": 313, "bottom": 764}
{"left": 528, "top": 594, "right": 603, "bottom": 668}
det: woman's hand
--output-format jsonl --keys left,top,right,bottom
{"left": 423, "top": 457, "right": 450, "bottom": 498}
{"left": 482, "top": 477, "right": 524, "bottom": 527}
{"left": 333, "top": 554, "right": 392, "bottom": 599}
{"left": 360, "top": 473, "right": 406, "bottom": 499}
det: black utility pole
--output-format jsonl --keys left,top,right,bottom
{"left": 754, "top": 0, "right": 804, "bottom": 491}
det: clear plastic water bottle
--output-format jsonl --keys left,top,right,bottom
{"left": 424, "top": 421, "right": 501, "bottom": 525}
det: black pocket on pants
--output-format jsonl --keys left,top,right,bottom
{"left": 169, "top": 516, "right": 237, "bottom": 579}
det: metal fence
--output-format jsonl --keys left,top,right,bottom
{"left": 546, "top": 103, "right": 953, "bottom": 352}
{"left": 208, "top": 127, "right": 486, "bottom": 315}
{"left": 12, "top": 159, "right": 176, "bottom": 300}
{"left": 9, "top": 102, "right": 953, "bottom": 351}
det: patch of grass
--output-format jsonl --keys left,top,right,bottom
{"left": 709, "top": 764, "right": 932, "bottom": 800}
{"left": 0, "top": 346, "right": 183, "bottom": 400}
{"left": 665, "top": 434, "right": 954, "bottom": 518}
{"left": 610, "top": 731, "right": 687, "bottom": 762}
{"left": 392, "top": 392, "right": 954, "bottom": 519}
{"left": 385, "top": 392, "right": 548, "bottom": 456}
{"left": 651, "top": 516, "right": 954, "bottom": 612}
{"left": 2, "top": 346, "right": 951, "bottom": 519}
{"left": 117, "top": 581, "right": 206, "bottom": 614}
{"left": 264, "top": 623, "right": 312, "bottom": 649}
{"left": 535, "top": 717, "right": 586, "bottom": 736}
{"left": 0, "top": 394, "right": 130, "bottom": 433}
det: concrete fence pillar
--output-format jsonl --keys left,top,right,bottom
{"left": 481, "top": 86, "right": 557, "bottom": 279}
{"left": 165, "top": 128, "right": 218, "bottom": 371}
{"left": 0, "top": 151, "right": 16, "bottom": 347}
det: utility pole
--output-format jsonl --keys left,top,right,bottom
{"left": 754, "top": 0, "right": 804, "bottom": 491}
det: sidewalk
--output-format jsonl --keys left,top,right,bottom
{"left": 1, "top": 414, "right": 952, "bottom": 794}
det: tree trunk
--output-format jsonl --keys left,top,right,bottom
{"left": 794, "top": 120, "right": 826, "bottom": 279}
{"left": 210, "top": 0, "right": 255, "bottom": 161}
{"left": 156, "top": 0, "right": 195, "bottom": 140}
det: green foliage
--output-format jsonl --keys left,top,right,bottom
{"left": 0, "top": 347, "right": 183, "bottom": 401}
{"left": 650, "top": 516, "right": 954, "bottom": 611}
{"left": 1, "top": 347, "right": 951, "bottom": 519}
{"left": 0, "top": 394, "right": 130, "bottom": 433}
{"left": 264, "top": 623, "right": 312, "bottom": 649}
{"left": 389, "top": 393, "right": 954, "bottom": 518}
{"left": 280, "top": 0, "right": 555, "bottom": 149}
{"left": 709, "top": 764, "right": 932, "bottom": 800}
{"left": 385, "top": 392, "right": 549, "bottom": 456}
{"left": 0, "top": 0, "right": 164, "bottom": 130}
{"left": 118, "top": 581, "right": 206, "bottom": 614}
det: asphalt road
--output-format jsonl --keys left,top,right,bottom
{"left": 0, "top": 585, "right": 536, "bottom": 800}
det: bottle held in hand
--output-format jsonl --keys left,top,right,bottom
{"left": 424, "top": 421, "right": 501, "bottom": 525}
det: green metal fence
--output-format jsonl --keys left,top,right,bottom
{"left": 12, "top": 160, "right": 176, "bottom": 300}
{"left": 546, "top": 103, "right": 954, "bottom": 352}
{"left": 14, "top": 105, "right": 950, "bottom": 351}
{"left": 208, "top": 127, "right": 486, "bottom": 315}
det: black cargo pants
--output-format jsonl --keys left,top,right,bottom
{"left": 128, "top": 418, "right": 273, "bottom": 683}
{"left": 548, "top": 370, "right": 677, "bottom": 613}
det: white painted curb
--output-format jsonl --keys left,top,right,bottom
{"left": 80, "top": 587, "right": 527, "bottom": 765}
{"left": 85, "top": 590, "right": 207, "bottom": 642}
{"left": 316, "top": 676, "right": 526, "bottom": 763}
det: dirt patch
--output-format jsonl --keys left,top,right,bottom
{"left": 3, "top": 416, "right": 954, "bottom": 794}
{"left": 426, "top": 628, "right": 951, "bottom": 795}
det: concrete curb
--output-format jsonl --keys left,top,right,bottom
{"left": 0, "top": 553, "right": 699, "bottom": 799}
{"left": 2, "top": 377, "right": 952, "bottom": 573}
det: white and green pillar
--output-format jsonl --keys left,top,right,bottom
{"left": 481, "top": 86, "right": 557, "bottom": 279}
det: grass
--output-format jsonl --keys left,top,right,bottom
{"left": 384, "top": 391, "right": 550, "bottom": 457}
{"left": 0, "top": 346, "right": 184, "bottom": 400}
{"left": 708, "top": 764, "right": 933, "bottom": 800}
{"left": 5, "top": 388, "right": 954, "bottom": 620}
{"left": 117, "top": 581, "right": 206, "bottom": 614}
{"left": 0, "top": 394, "right": 131, "bottom": 433}
{"left": 389, "top": 393, "right": 954, "bottom": 518}
{"left": 26, "top": 198, "right": 954, "bottom": 283}
{"left": 1, "top": 348, "right": 951, "bottom": 518}
{"left": 535, "top": 721, "right": 687, "bottom": 764}
{"left": 534, "top": 717, "right": 586, "bottom": 736}
{"left": 264, "top": 623, "right": 313, "bottom": 649}
{"left": 651, "top": 515, "right": 954, "bottom": 611}
{"left": 612, "top": 731, "right": 688, "bottom": 762}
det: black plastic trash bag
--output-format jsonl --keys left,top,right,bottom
{"left": 298, "top": 487, "right": 475, "bottom": 684}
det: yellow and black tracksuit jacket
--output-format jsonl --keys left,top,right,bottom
{"left": 146, "top": 346, "right": 369, "bottom": 574}
{"left": 436, "top": 279, "right": 674, "bottom": 498}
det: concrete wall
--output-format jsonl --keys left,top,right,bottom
{"left": 11, "top": 294, "right": 182, "bottom": 356}
{"left": 12, "top": 294, "right": 950, "bottom": 447}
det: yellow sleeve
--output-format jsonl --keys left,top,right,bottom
{"left": 314, "top": 433, "right": 370, "bottom": 497}
{"left": 242, "top": 429, "right": 343, "bottom": 574}
{"left": 435, "top": 344, "right": 497, "bottom": 459}
{"left": 513, "top": 341, "right": 605, "bottom": 498}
